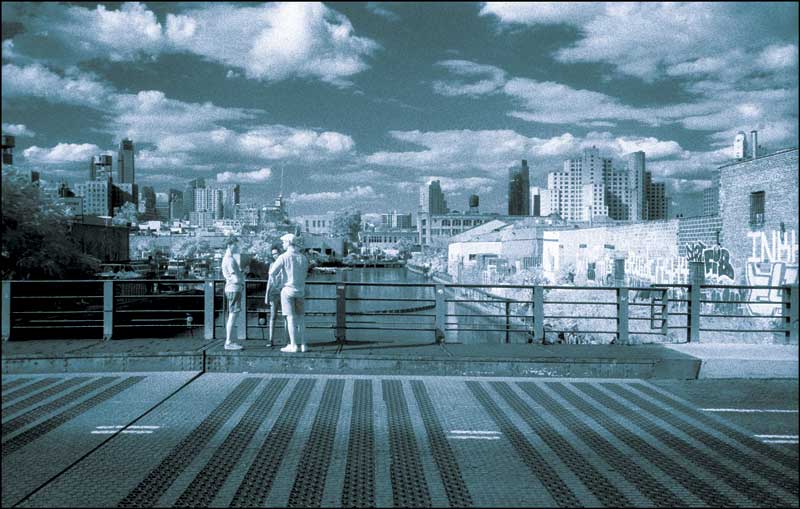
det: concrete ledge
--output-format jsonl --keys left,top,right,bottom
{"left": 665, "top": 343, "right": 798, "bottom": 379}
{"left": 205, "top": 345, "right": 700, "bottom": 379}
{"left": 2, "top": 353, "right": 204, "bottom": 374}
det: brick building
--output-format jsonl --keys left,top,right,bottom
{"left": 718, "top": 148, "right": 798, "bottom": 315}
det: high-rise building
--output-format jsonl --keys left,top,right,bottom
{"left": 646, "top": 180, "right": 668, "bottom": 220}
{"left": 182, "top": 178, "right": 205, "bottom": 219}
{"left": 419, "top": 180, "right": 448, "bottom": 214}
{"left": 76, "top": 180, "right": 113, "bottom": 217}
{"left": 381, "top": 211, "right": 413, "bottom": 229}
{"left": 530, "top": 187, "right": 551, "bottom": 217}
{"left": 89, "top": 155, "right": 113, "bottom": 181}
{"left": 546, "top": 147, "right": 612, "bottom": 221}
{"left": 508, "top": 160, "right": 530, "bottom": 216}
{"left": 139, "top": 186, "right": 157, "bottom": 219}
{"left": 117, "top": 138, "right": 134, "bottom": 184}
{"left": 155, "top": 192, "right": 170, "bottom": 220}
{"left": 168, "top": 189, "right": 183, "bottom": 222}
{"left": 1, "top": 135, "right": 15, "bottom": 165}
{"left": 625, "top": 151, "right": 646, "bottom": 221}
{"left": 733, "top": 131, "right": 748, "bottom": 160}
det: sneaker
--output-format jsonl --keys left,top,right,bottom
{"left": 224, "top": 342, "right": 243, "bottom": 351}
{"left": 300, "top": 344, "right": 311, "bottom": 353}
{"left": 280, "top": 344, "right": 298, "bottom": 353}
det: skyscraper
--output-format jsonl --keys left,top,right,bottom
{"left": 419, "top": 180, "right": 448, "bottom": 214}
{"left": 2, "top": 135, "right": 15, "bottom": 166}
{"left": 117, "top": 138, "right": 135, "bottom": 184}
{"left": 625, "top": 151, "right": 646, "bottom": 221}
{"left": 508, "top": 160, "right": 530, "bottom": 216}
{"left": 89, "top": 155, "right": 113, "bottom": 181}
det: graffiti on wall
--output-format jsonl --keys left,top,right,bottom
{"left": 685, "top": 241, "right": 735, "bottom": 281}
{"left": 745, "top": 229, "right": 798, "bottom": 316}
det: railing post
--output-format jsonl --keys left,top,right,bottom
{"left": 660, "top": 288, "right": 669, "bottom": 336}
{"left": 237, "top": 283, "right": 247, "bottom": 341}
{"left": 687, "top": 260, "right": 704, "bottom": 343}
{"left": 103, "top": 280, "right": 114, "bottom": 340}
{"left": 616, "top": 287, "right": 629, "bottom": 345}
{"left": 204, "top": 279, "right": 215, "bottom": 340}
{"left": 533, "top": 286, "right": 544, "bottom": 343}
{"left": 784, "top": 284, "right": 799, "bottom": 344}
{"left": 2, "top": 281, "right": 11, "bottom": 342}
{"left": 434, "top": 284, "right": 445, "bottom": 344}
{"left": 336, "top": 284, "right": 347, "bottom": 344}
{"left": 504, "top": 300, "right": 511, "bottom": 344}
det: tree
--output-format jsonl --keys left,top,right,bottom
{"left": 1, "top": 168, "right": 100, "bottom": 279}
{"left": 331, "top": 208, "right": 361, "bottom": 242}
{"left": 394, "top": 238, "right": 415, "bottom": 260}
{"left": 112, "top": 202, "right": 139, "bottom": 226}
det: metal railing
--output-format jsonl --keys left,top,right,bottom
{"left": 1, "top": 280, "right": 797, "bottom": 344}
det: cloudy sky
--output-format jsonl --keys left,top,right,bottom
{"left": 2, "top": 2, "right": 797, "bottom": 217}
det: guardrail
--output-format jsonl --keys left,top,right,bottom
{"left": 1, "top": 280, "right": 797, "bottom": 344}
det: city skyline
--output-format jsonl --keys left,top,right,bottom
{"left": 2, "top": 2, "right": 798, "bottom": 217}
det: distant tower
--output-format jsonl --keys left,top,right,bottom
{"left": 750, "top": 130, "right": 758, "bottom": 159}
{"left": 733, "top": 131, "right": 748, "bottom": 160}
{"left": 117, "top": 138, "right": 135, "bottom": 184}
{"left": 1, "top": 135, "right": 15, "bottom": 166}
{"left": 508, "top": 160, "right": 530, "bottom": 216}
{"left": 90, "top": 155, "right": 113, "bottom": 181}
{"left": 469, "top": 194, "right": 479, "bottom": 213}
{"left": 420, "top": 180, "right": 448, "bottom": 214}
{"left": 625, "top": 151, "right": 646, "bottom": 221}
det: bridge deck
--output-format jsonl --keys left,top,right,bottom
{"left": 2, "top": 372, "right": 797, "bottom": 508}
{"left": 2, "top": 337, "right": 798, "bottom": 379}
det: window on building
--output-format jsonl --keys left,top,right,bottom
{"left": 750, "top": 191, "right": 765, "bottom": 226}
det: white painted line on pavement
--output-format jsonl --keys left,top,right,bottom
{"left": 762, "top": 439, "right": 799, "bottom": 444}
{"left": 449, "top": 430, "right": 501, "bottom": 435}
{"left": 96, "top": 425, "right": 161, "bottom": 429}
{"left": 700, "top": 408, "right": 799, "bottom": 413}
{"left": 448, "top": 436, "right": 501, "bottom": 440}
{"left": 91, "top": 430, "right": 154, "bottom": 434}
{"left": 755, "top": 434, "right": 799, "bottom": 439}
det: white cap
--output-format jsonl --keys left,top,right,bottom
{"left": 280, "top": 233, "right": 297, "bottom": 245}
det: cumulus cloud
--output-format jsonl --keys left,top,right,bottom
{"left": 23, "top": 143, "right": 103, "bottom": 163}
{"left": 481, "top": 3, "right": 798, "bottom": 83}
{"left": 12, "top": 2, "right": 377, "bottom": 85}
{"left": 288, "top": 185, "right": 382, "bottom": 203}
{"left": 238, "top": 127, "right": 354, "bottom": 160}
{"left": 365, "top": 2, "right": 400, "bottom": 21}
{"left": 18, "top": 2, "right": 164, "bottom": 62}
{"left": 1, "top": 123, "right": 36, "bottom": 137}
{"left": 432, "top": 60, "right": 507, "bottom": 97}
{"left": 364, "top": 129, "right": 686, "bottom": 174}
{"left": 480, "top": 2, "right": 604, "bottom": 25}
{"left": 503, "top": 77, "right": 652, "bottom": 125}
{"left": 309, "top": 169, "right": 388, "bottom": 183}
{"left": 165, "top": 2, "right": 379, "bottom": 85}
{"left": 1, "top": 63, "right": 113, "bottom": 107}
{"left": 216, "top": 168, "right": 272, "bottom": 184}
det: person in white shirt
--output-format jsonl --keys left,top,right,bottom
{"left": 268, "top": 233, "right": 310, "bottom": 353}
{"left": 221, "top": 236, "right": 244, "bottom": 350}
{"left": 264, "top": 247, "right": 284, "bottom": 346}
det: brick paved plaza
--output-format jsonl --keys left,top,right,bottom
{"left": 2, "top": 372, "right": 798, "bottom": 508}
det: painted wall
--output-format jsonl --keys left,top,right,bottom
{"left": 719, "top": 149, "right": 799, "bottom": 316}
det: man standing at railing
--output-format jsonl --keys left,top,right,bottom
{"left": 268, "top": 233, "right": 310, "bottom": 353}
{"left": 221, "top": 236, "right": 244, "bottom": 351}
{"left": 264, "top": 246, "right": 284, "bottom": 346}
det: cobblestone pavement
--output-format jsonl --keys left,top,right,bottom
{"left": 1, "top": 373, "right": 797, "bottom": 508}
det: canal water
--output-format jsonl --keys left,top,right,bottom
{"left": 298, "top": 267, "right": 530, "bottom": 345}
